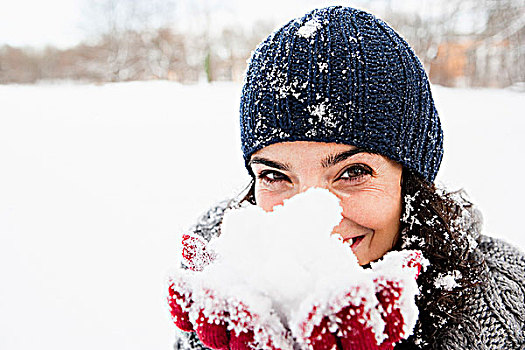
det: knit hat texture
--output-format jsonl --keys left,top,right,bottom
{"left": 240, "top": 6, "right": 443, "bottom": 182}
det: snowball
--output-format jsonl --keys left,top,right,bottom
{"left": 208, "top": 188, "right": 367, "bottom": 320}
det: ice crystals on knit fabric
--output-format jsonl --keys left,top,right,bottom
{"left": 297, "top": 18, "right": 322, "bottom": 38}
{"left": 433, "top": 270, "right": 462, "bottom": 291}
{"left": 307, "top": 102, "right": 327, "bottom": 120}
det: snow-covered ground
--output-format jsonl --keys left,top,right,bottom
{"left": 0, "top": 81, "right": 523, "bottom": 350}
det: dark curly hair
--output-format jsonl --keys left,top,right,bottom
{"left": 240, "top": 167, "right": 486, "bottom": 349}
{"left": 395, "top": 169, "right": 486, "bottom": 349}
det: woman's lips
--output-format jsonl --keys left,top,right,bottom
{"left": 344, "top": 235, "right": 365, "bottom": 249}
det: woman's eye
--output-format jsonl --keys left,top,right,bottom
{"left": 338, "top": 164, "right": 372, "bottom": 183}
{"left": 258, "top": 170, "right": 289, "bottom": 185}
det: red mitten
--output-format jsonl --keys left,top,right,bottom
{"left": 167, "top": 233, "right": 214, "bottom": 332}
{"left": 168, "top": 275, "right": 292, "bottom": 350}
{"left": 169, "top": 232, "right": 292, "bottom": 350}
{"left": 168, "top": 277, "right": 194, "bottom": 332}
{"left": 181, "top": 233, "right": 216, "bottom": 271}
{"left": 293, "top": 250, "right": 426, "bottom": 350}
{"left": 373, "top": 250, "right": 425, "bottom": 348}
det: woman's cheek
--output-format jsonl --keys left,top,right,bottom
{"left": 255, "top": 187, "right": 292, "bottom": 212}
{"left": 338, "top": 192, "right": 400, "bottom": 230}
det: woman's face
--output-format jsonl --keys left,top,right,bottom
{"left": 249, "top": 141, "right": 403, "bottom": 265}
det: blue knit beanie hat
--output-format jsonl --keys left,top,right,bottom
{"left": 240, "top": 6, "right": 443, "bottom": 183}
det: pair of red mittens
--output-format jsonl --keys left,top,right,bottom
{"left": 168, "top": 234, "right": 425, "bottom": 350}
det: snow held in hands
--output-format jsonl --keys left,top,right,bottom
{"left": 168, "top": 188, "right": 426, "bottom": 349}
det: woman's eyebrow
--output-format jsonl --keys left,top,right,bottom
{"left": 249, "top": 157, "right": 291, "bottom": 171}
{"left": 321, "top": 149, "right": 367, "bottom": 168}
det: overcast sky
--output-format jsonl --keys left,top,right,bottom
{"left": 0, "top": 0, "right": 86, "bottom": 48}
{"left": 0, "top": 0, "right": 375, "bottom": 48}
{"left": 0, "top": 0, "right": 433, "bottom": 49}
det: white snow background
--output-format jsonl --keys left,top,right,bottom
{"left": 0, "top": 81, "right": 523, "bottom": 349}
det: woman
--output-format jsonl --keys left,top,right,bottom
{"left": 171, "top": 6, "right": 525, "bottom": 349}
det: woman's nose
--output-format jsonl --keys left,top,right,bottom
{"left": 298, "top": 178, "right": 329, "bottom": 193}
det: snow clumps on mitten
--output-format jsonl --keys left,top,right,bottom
{"left": 292, "top": 249, "right": 428, "bottom": 350}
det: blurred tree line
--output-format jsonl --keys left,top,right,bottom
{"left": 0, "top": 0, "right": 523, "bottom": 88}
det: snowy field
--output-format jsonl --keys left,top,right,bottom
{"left": 0, "top": 81, "right": 523, "bottom": 350}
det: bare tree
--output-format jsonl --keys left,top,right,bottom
{"left": 1, "top": 0, "right": 522, "bottom": 87}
